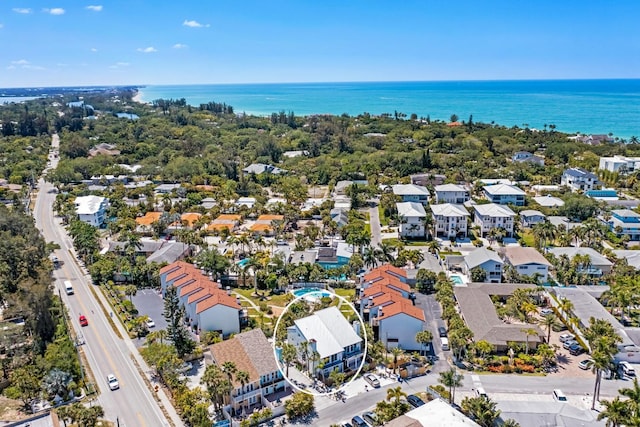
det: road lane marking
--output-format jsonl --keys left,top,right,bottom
{"left": 137, "top": 412, "right": 148, "bottom": 427}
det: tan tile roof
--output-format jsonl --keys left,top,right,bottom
{"left": 136, "top": 211, "right": 162, "bottom": 226}
{"left": 501, "top": 246, "right": 551, "bottom": 267}
{"left": 209, "top": 329, "right": 278, "bottom": 386}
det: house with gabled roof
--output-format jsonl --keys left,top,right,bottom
{"left": 392, "top": 184, "right": 430, "bottom": 205}
{"left": 548, "top": 247, "right": 613, "bottom": 277}
{"left": 519, "top": 209, "right": 546, "bottom": 228}
{"left": 483, "top": 183, "right": 526, "bottom": 206}
{"left": 512, "top": 151, "right": 544, "bottom": 166}
{"left": 286, "top": 307, "right": 363, "bottom": 378}
{"left": 500, "top": 246, "right": 551, "bottom": 282}
{"left": 250, "top": 214, "right": 284, "bottom": 236}
{"left": 473, "top": 204, "right": 516, "bottom": 237}
{"left": 433, "top": 184, "right": 470, "bottom": 204}
{"left": 454, "top": 283, "right": 544, "bottom": 352}
{"left": 370, "top": 293, "right": 426, "bottom": 351}
{"left": 430, "top": 203, "right": 470, "bottom": 238}
{"left": 363, "top": 264, "right": 409, "bottom": 284}
{"left": 561, "top": 167, "right": 599, "bottom": 192}
{"left": 207, "top": 214, "right": 241, "bottom": 233}
{"left": 196, "top": 292, "right": 242, "bottom": 336}
{"left": 243, "top": 163, "right": 285, "bottom": 175}
{"left": 463, "top": 247, "right": 503, "bottom": 283}
{"left": 209, "top": 329, "right": 288, "bottom": 416}
{"left": 75, "top": 195, "right": 109, "bottom": 227}
{"left": 397, "top": 202, "right": 426, "bottom": 238}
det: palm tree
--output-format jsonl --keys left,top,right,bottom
{"left": 386, "top": 386, "right": 407, "bottom": 412}
{"left": 532, "top": 221, "right": 556, "bottom": 250}
{"left": 540, "top": 314, "right": 557, "bottom": 343}
{"left": 363, "top": 245, "right": 379, "bottom": 269}
{"left": 520, "top": 328, "right": 538, "bottom": 355}
{"left": 310, "top": 351, "right": 321, "bottom": 379}
{"left": 280, "top": 343, "right": 297, "bottom": 377}
{"left": 415, "top": 330, "right": 433, "bottom": 357}
{"left": 501, "top": 419, "right": 521, "bottom": 427}
{"left": 147, "top": 329, "right": 168, "bottom": 344}
{"left": 377, "top": 241, "right": 395, "bottom": 264}
{"left": 619, "top": 377, "right": 640, "bottom": 416}
{"left": 235, "top": 370, "right": 250, "bottom": 416}
{"left": 391, "top": 347, "right": 404, "bottom": 374}
{"left": 438, "top": 368, "right": 464, "bottom": 404}
{"left": 222, "top": 361, "right": 237, "bottom": 412}
{"left": 597, "top": 397, "right": 630, "bottom": 427}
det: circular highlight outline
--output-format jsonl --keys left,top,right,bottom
{"left": 272, "top": 289, "right": 368, "bottom": 397}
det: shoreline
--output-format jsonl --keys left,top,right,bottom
{"left": 132, "top": 90, "right": 146, "bottom": 104}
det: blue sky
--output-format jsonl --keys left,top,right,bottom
{"left": 1, "top": 0, "right": 639, "bottom": 87}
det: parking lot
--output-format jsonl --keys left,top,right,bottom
{"left": 131, "top": 289, "right": 167, "bottom": 347}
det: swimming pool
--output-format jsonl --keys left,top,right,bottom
{"left": 450, "top": 275, "right": 464, "bottom": 285}
{"left": 236, "top": 258, "right": 250, "bottom": 268}
{"left": 292, "top": 287, "right": 332, "bottom": 299}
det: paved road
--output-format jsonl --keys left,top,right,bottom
{"left": 368, "top": 201, "right": 382, "bottom": 247}
{"left": 34, "top": 134, "right": 171, "bottom": 426}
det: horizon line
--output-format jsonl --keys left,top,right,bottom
{"left": 2, "top": 77, "right": 640, "bottom": 91}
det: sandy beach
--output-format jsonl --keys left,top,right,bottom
{"left": 132, "top": 90, "right": 145, "bottom": 104}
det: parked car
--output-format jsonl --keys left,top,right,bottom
{"left": 363, "top": 373, "right": 380, "bottom": 388}
{"left": 540, "top": 308, "right": 554, "bottom": 316}
{"left": 569, "top": 343, "right": 585, "bottom": 356}
{"left": 351, "top": 416, "right": 367, "bottom": 427}
{"left": 438, "top": 326, "right": 448, "bottom": 337}
{"left": 107, "top": 374, "right": 119, "bottom": 390}
{"left": 341, "top": 423, "right": 353, "bottom": 427}
{"left": 79, "top": 315, "right": 88, "bottom": 327}
{"left": 619, "top": 361, "right": 636, "bottom": 377}
{"left": 563, "top": 339, "right": 578, "bottom": 350}
{"left": 578, "top": 359, "right": 594, "bottom": 370}
{"left": 362, "top": 411, "right": 378, "bottom": 426}
{"left": 146, "top": 318, "right": 155, "bottom": 328}
{"left": 559, "top": 333, "right": 575, "bottom": 343}
{"left": 407, "top": 394, "right": 425, "bottom": 408}
{"left": 552, "top": 323, "right": 568, "bottom": 332}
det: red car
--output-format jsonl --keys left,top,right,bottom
{"left": 79, "top": 315, "right": 88, "bottom": 327}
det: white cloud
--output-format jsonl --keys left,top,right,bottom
{"left": 86, "top": 5, "right": 103, "bottom": 12}
{"left": 11, "top": 59, "right": 30, "bottom": 65}
{"left": 183, "top": 19, "right": 209, "bottom": 28}
{"left": 137, "top": 47, "right": 157, "bottom": 53}
{"left": 109, "top": 62, "right": 130, "bottom": 69}
{"left": 6, "top": 65, "right": 16, "bottom": 70}
{"left": 43, "top": 8, "right": 66, "bottom": 15}
{"left": 90, "top": 48, "right": 98, "bottom": 52}
{"left": 13, "top": 8, "right": 32, "bottom": 14}
{"left": 173, "top": 43, "right": 188, "bottom": 49}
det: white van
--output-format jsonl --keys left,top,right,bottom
{"left": 441, "top": 337, "right": 450, "bottom": 351}
{"left": 64, "top": 280, "right": 74, "bottom": 295}
{"left": 553, "top": 389, "right": 567, "bottom": 401}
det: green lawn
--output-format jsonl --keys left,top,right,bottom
{"left": 378, "top": 205, "right": 389, "bottom": 226}
{"left": 334, "top": 288, "right": 356, "bottom": 299}
{"left": 520, "top": 230, "right": 535, "bottom": 247}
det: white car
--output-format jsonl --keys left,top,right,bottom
{"left": 146, "top": 318, "right": 155, "bottom": 328}
{"left": 107, "top": 374, "right": 119, "bottom": 390}
{"left": 559, "top": 333, "right": 575, "bottom": 343}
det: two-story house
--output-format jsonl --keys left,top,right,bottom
{"left": 74, "top": 195, "right": 109, "bottom": 227}
{"left": 210, "top": 329, "right": 288, "bottom": 417}
{"left": 430, "top": 203, "right": 470, "bottom": 238}
{"left": 483, "top": 184, "right": 526, "bottom": 206}
{"left": 599, "top": 155, "right": 640, "bottom": 174}
{"left": 500, "top": 246, "right": 551, "bottom": 282}
{"left": 473, "top": 204, "right": 516, "bottom": 237}
{"left": 519, "top": 210, "right": 546, "bottom": 228}
{"left": 286, "top": 307, "right": 363, "bottom": 379}
{"left": 561, "top": 167, "right": 600, "bottom": 192}
{"left": 603, "top": 209, "right": 640, "bottom": 242}
{"left": 464, "top": 248, "right": 503, "bottom": 283}
{"left": 392, "top": 184, "right": 430, "bottom": 205}
{"left": 397, "top": 202, "right": 426, "bottom": 238}
{"left": 370, "top": 294, "right": 426, "bottom": 351}
{"left": 433, "top": 184, "right": 470, "bottom": 204}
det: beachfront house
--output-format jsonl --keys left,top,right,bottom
{"left": 473, "top": 204, "right": 516, "bottom": 237}
{"left": 519, "top": 210, "right": 546, "bottom": 228}
{"left": 561, "top": 167, "right": 600, "bottom": 192}
{"left": 500, "top": 246, "right": 551, "bottom": 282}
{"left": 483, "top": 183, "right": 526, "bottom": 206}
{"left": 430, "top": 203, "right": 470, "bottom": 239}
{"left": 463, "top": 247, "right": 503, "bottom": 283}
{"left": 209, "top": 329, "right": 288, "bottom": 417}
{"left": 601, "top": 209, "right": 640, "bottom": 242}
{"left": 392, "top": 184, "right": 430, "bottom": 205}
{"left": 74, "top": 195, "right": 109, "bottom": 227}
{"left": 286, "top": 307, "right": 363, "bottom": 378}
{"left": 433, "top": 184, "right": 470, "bottom": 204}
{"left": 397, "top": 202, "right": 426, "bottom": 238}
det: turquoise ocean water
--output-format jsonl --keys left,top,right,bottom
{"left": 146, "top": 80, "right": 636, "bottom": 139}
